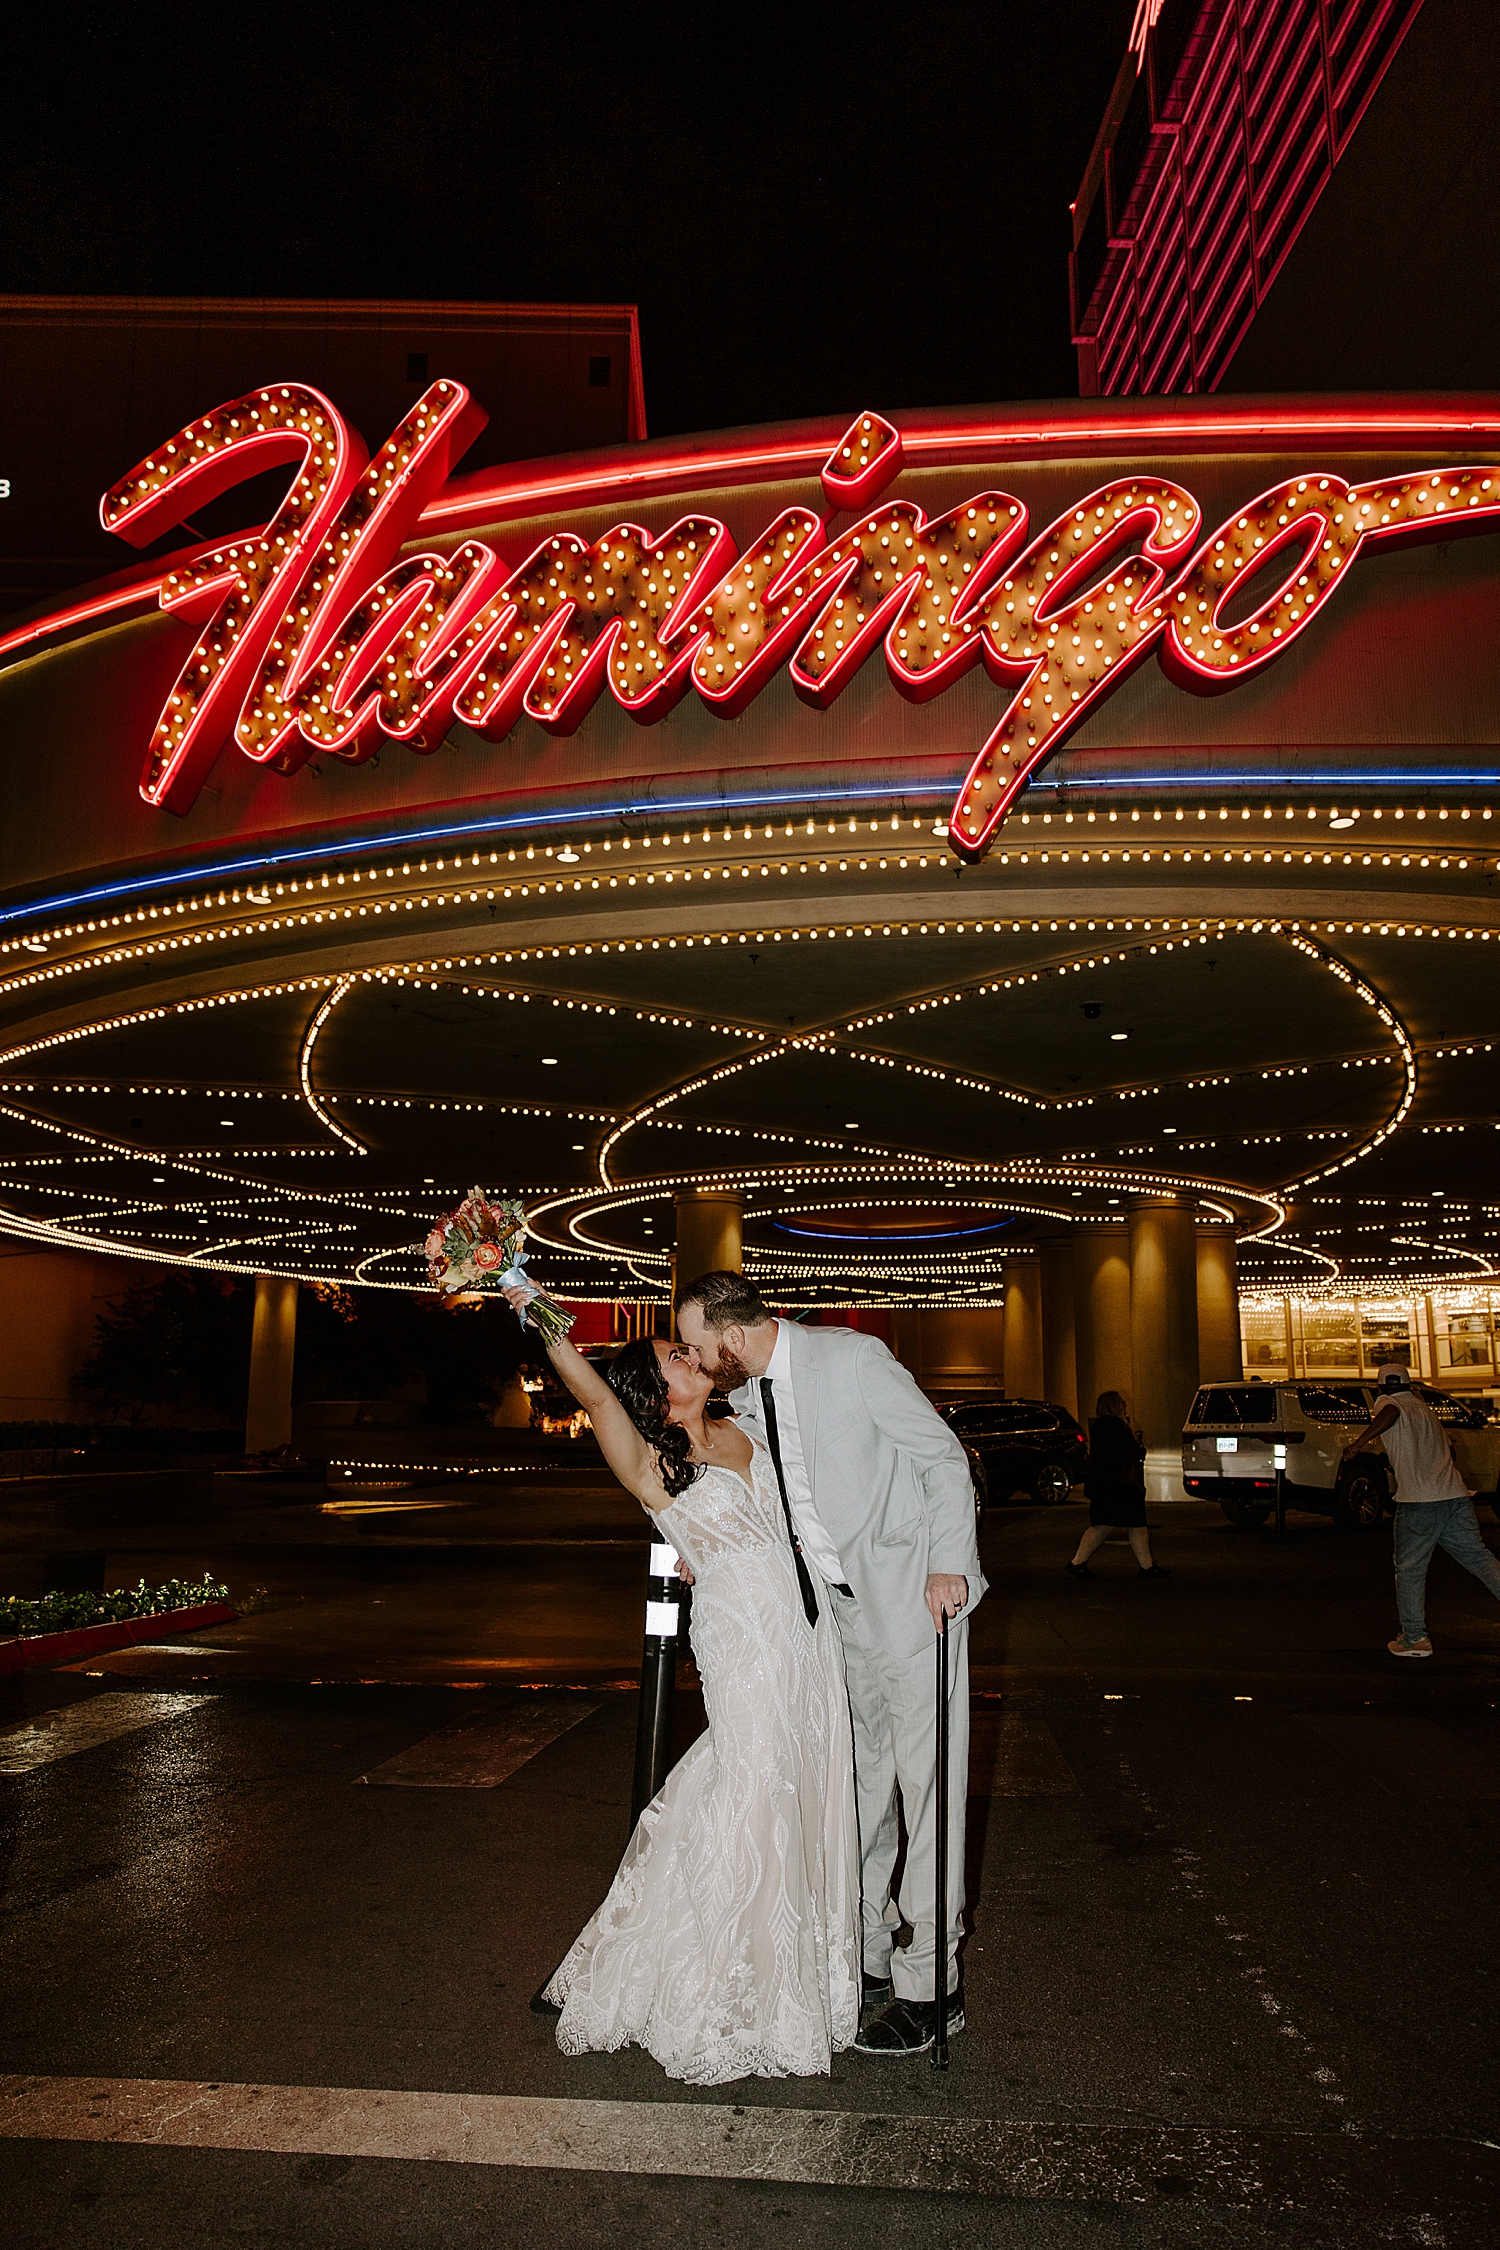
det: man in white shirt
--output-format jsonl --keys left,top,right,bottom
{"left": 1342, "top": 1365, "right": 1500, "bottom": 1656}
{"left": 675, "top": 1269, "right": 983, "bottom": 2057}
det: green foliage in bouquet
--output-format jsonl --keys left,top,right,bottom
{"left": 422, "top": 1189, "right": 574, "bottom": 1343}
{"left": 0, "top": 1572, "right": 230, "bottom": 1641}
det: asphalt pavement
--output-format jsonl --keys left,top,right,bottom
{"left": 2, "top": 1471, "right": 1499, "bottom": 2247}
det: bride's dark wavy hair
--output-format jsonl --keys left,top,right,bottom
{"left": 603, "top": 1338, "right": 704, "bottom": 1499}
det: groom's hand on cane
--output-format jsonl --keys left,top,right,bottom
{"left": 926, "top": 1574, "right": 968, "bottom": 1633}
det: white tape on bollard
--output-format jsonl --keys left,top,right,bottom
{"left": 645, "top": 1600, "right": 680, "bottom": 1638}
{"left": 649, "top": 1542, "right": 680, "bottom": 1576}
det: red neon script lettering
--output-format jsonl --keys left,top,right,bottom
{"left": 102, "top": 386, "right": 367, "bottom": 815}
{"left": 104, "top": 397, "right": 1500, "bottom": 848}
{"left": 948, "top": 479, "right": 1201, "bottom": 857}
{"left": 232, "top": 381, "right": 487, "bottom": 774}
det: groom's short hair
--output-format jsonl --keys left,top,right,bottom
{"left": 677, "top": 1270, "right": 771, "bottom": 1330}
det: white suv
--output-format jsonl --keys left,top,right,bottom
{"left": 1181, "top": 1379, "right": 1500, "bottom": 1532}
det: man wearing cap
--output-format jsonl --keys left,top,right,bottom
{"left": 1342, "top": 1366, "right": 1500, "bottom": 1657}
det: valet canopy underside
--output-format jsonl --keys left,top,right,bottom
{"left": 0, "top": 842, "right": 1494, "bottom": 1305}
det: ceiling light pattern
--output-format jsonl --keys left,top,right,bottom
{"left": 298, "top": 978, "right": 368, "bottom": 1153}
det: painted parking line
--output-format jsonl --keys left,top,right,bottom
{"left": 0, "top": 1693, "right": 211, "bottom": 1774}
{"left": 2, "top": 2074, "right": 1495, "bottom": 2217}
{"left": 968, "top": 1709, "right": 1079, "bottom": 1798}
{"left": 355, "top": 1699, "right": 602, "bottom": 1788}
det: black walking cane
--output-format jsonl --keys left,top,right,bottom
{"left": 932, "top": 1609, "right": 950, "bottom": 2071}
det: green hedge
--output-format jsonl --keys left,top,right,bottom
{"left": 0, "top": 1573, "right": 230, "bottom": 1641}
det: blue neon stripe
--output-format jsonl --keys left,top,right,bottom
{"left": 0, "top": 781, "right": 958, "bottom": 929}
{"left": 1029, "top": 766, "right": 1500, "bottom": 792}
{"left": 774, "top": 1220, "right": 1014, "bottom": 1242}
{"left": 1, "top": 765, "right": 1493, "bottom": 931}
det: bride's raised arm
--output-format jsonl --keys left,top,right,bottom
{"left": 504, "top": 1296, "right": 659, "bottom": 1503}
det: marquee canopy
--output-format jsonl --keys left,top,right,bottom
{"left": 0, "top": 388, "right": 1494, "bottom": 1307}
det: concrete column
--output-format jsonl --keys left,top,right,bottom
{"left": 1073, "top": 1224, "right": 1133, "bottom": 1423}
{"left": 1196, "top": 1224, "right": 1242, "bottom": 1382}
{"left": 1037, "top": 1237, "right": 1078, "bottom": 1417}
{"left": 672, "top": 1191, "right": 743, "bottom": 1307}
{"left": 246, "top": 1273, "right": 299, "bottom": 1455}
{"left": 1002, "top": 1255, "right": 1043, "bottom": 1399}
{"left": 1129, "top": 1200, "right": 1200, "bottom": 1447}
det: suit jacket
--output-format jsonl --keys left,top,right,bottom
{"left": 731, "top": 1320, "right": 987, "bottom": 1662}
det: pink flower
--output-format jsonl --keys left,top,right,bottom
{"left": 472, "top": 1242, "right": 502, "bottom": 1271}
{"left": 424, "top": 1230, "right": 445, "bottom": 1260}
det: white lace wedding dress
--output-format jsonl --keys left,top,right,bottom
{"left": 544, "top": 1437, "right": 859, "bottom": 2083}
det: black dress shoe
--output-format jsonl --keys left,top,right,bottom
{"left": 854, "top": 1995, "right": 964, "bottom": 2054}
{"left": 861, "top": 1974, "right": 893, "bottom": 2010}
{"left": 1064, "top": 1561, "right": 1092, "bottom": 1578}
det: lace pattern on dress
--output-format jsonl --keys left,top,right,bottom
{"left": 544, "top": 1443, "right": 858, "bottom": 2083}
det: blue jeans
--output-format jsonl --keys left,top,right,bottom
{"left": 1393, "top": 1498, "right": 1500, "bottom": 1639}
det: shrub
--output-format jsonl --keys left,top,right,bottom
{"left": 0, "top": 1573, "right": 230, "bottom": 1641}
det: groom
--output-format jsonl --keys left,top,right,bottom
{"left": 676, "top": 1270, "right": 985, "bottom": 2055}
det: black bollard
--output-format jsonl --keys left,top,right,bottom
{"left": 629, "top": 1536, "right": 685, "bottom": 1830}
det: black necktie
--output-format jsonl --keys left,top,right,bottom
{"left": 759, "top": 1377, "right": 819, "bottom": 1628}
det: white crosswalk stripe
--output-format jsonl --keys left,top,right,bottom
{"left": 355, "top": 1699, "right": 601, "bottom": 1788}
{"left": 0, "top": 2073, "right": 1272, "bottom": 2201}
{"left": 0, "top": 1693, "right": 211, "bottom": 1774}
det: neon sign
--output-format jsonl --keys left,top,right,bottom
{"left": 102, "top": 386, "right": 1500, "bottom": 860}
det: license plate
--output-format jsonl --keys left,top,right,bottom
{"left": 1216, "top": 1436, "right": 1237, "bottom": 1452}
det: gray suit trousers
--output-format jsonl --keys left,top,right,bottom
{"left": 830, "top": 1587, "right": 968, "bottom": 2001}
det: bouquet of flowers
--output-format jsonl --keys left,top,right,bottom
{"left": 422, "top": 1189, "right": 574, "bottom": 1344}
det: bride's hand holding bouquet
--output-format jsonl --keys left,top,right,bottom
{"left": 422, "top": 1189, "right": 574, "bottom": 1345}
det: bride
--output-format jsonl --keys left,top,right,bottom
{"left": 507, "top": 1307, "right": 858, "bottom": 2085}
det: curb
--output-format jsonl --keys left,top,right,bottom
{"left": 0, "top": 1603, "right": 238, "bottom": 1675}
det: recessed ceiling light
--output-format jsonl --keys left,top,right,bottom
{"left": 220, "top": 1118, "right": 235, "bottom": 1126}
{"left": 1162, "top": 1126, "right": 1177, "bottom": 1134}
{"left": 572, "top": 1142, "right": 585, "bottom": 1150}
{"left": 1110, "top": 1031, "right": 1129, "bottom": 1041}
{"left": 542, "top": 1056, "right": 559, "bottom": 1066}
{"left": 845, "top": 1121, "right": 859, "bottom": 1130}
{"left": 1329, "top": 815, "right": 1356, "bottom": 829}
{"left": 557, "top": 847, "right": 579, "bottom": 863}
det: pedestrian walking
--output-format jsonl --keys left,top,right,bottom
{"left": 1341, "top": 1365, "right": 1500, "bottom": 1657}
{"left": 1066, "top": 1391, "right": 1171, "bottom": 1579}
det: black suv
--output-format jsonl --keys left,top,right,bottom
{"left": 939, "top": 1394, "right": 1087, "bottom": 1504}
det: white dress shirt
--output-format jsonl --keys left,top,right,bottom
{"left": 763, "top": 1320, "right": 846, "bottom": 1585}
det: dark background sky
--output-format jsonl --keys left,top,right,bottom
{"left": 0, "top": 2, "right": 1132, "bottom": 438}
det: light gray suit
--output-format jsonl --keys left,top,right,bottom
{"left": 731, "top": 1319, "right": 986, "bottom": 2003}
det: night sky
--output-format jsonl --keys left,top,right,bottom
{"left": 1, "top": 3, "right": 1133, "bottom": 438}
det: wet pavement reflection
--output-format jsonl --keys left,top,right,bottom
{"left": 2, "top": 1466, "right": 1498, "bottom": 2246}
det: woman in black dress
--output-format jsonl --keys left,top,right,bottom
{"left": 1066, "top": 1391, "right": 1170, "bottom": 1578}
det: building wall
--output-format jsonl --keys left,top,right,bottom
{"left": 0, "top": 1245, "right": 154, "bottom": 1420}
{"left": 890, "top": 1307, "right": 1004, "bottom": 1394}
{"left": 0, "top": 295, "right": 647, "bottom": 611}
